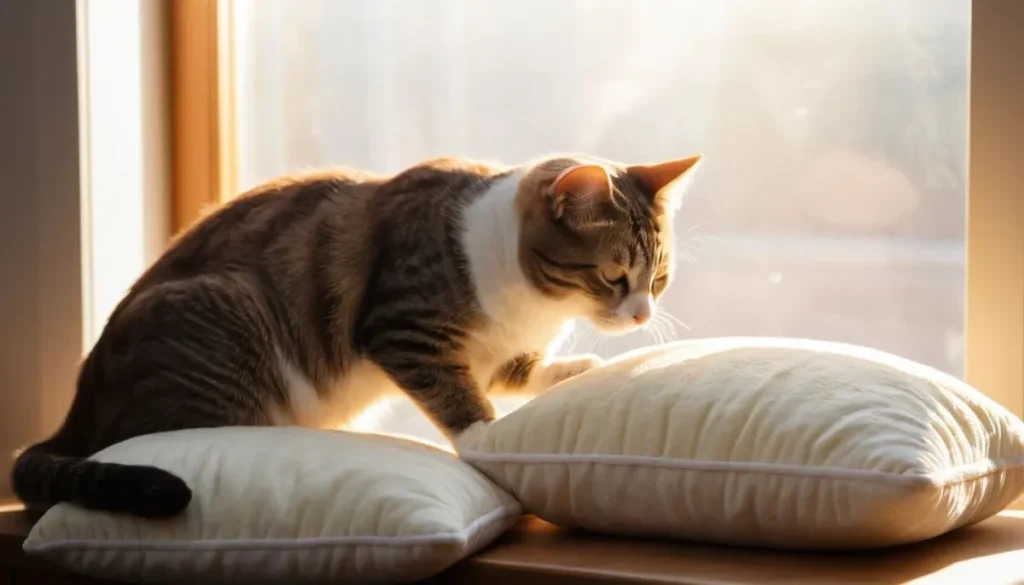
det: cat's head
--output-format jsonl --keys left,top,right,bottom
{"left": 515, "top": 153, "right": 702, "bottom": 335}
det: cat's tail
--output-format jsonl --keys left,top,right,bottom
{"left": 11, "top": 430, "right": 192, "bottom": 518}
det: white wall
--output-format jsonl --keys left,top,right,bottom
{"left": 0, "top": 0, "right": 172, "bottom": 503}
{"left": 0, "top": 0, "right": 83, "bottom": 502}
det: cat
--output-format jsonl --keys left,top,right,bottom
{"left": 11, "top": 152, "right": 702, "bottom": 518}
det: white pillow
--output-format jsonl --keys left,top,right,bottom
{"left": 459, "top": 337, "right": 1024, "bottom": 549}
{"left": 24, "top": 427, "right": 521, "bottom": 583}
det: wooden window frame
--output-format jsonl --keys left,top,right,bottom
{"left": 964, "top": 0, "right": 1024, "bottom": 421}
{"left": 171, "top": 0, "right": 1023, "bottom": 419}
{"left": 170, "top": 0, "right": 237, "bottom": 233}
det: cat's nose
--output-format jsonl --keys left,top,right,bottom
{"left": 631, "top": 297, "right": 653, "bottom": 324}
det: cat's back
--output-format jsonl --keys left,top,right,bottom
{"left": 147, "top": 159, "right": 502, "bottom": 283}
{"left": 110, "top": 158, "right": 509, "bottom": 335}
{"left": 370, "top": 156, "right": 511, "bottom": 215}
{"left": 139, "top": 168, "right": 382, "bottom": 288}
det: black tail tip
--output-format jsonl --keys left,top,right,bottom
{"left": 99, "top": 464, "right": 193, "bottom": 518}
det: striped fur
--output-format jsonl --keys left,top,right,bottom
{"left": 10, "top": 153, "right": 701, "bottom": 518}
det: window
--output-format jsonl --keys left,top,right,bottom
{"left": 226, "top": 0, "right": 974, "bottom": 441}
{"left": 1, "top": 0, "right": 1020, "bottom": 508}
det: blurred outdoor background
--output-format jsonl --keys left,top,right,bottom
{"left": 230, "top": 0, "right": 969, "bottom": 441}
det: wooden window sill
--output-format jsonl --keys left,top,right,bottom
{"left": 3, "top": 510, "right": 1023, "bottom": 584}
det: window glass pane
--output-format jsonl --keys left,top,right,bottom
{"left": 232, "top": 0, "right": 969, "bottom": 441}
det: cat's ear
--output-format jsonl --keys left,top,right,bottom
{"left": 627, "top": 154, "right": 703, "bottom": 211}
{"left": 546, "top": 164, "right": 613, "bottom": 221}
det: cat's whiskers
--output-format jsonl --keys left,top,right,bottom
{"left": 655, "top": 315, "right": 675, "bottom": 341}
{"left": 556, "top": 320, "right": 586, "bottom": 355}
{"left": 659, "top": 310, "right": 691, "bottom": 332}
{"left": 645, "top": 314, "right": 673, "bottom": 347}
{"left": 673, "top": 222, "right": 723, "bottom": 268}
{"left": 645, "top": 322, "right": 662, "bottom": 347}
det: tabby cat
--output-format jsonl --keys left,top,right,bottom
{"left": 11, "top": 152, "right": 702, "bottom": 518}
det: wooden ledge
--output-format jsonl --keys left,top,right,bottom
{"left": 0, "top": 507, "right": 111, "bottom": 583}
{"left": 449, "top": 513, "right": 1024, "bottom": 585}
{"left": 3, "top": 508, "right": 1024, "bottom": 584}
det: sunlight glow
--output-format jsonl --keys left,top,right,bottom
{"left": 79, "top": 0, "right": 146, "bottom": 349}
{"left": 225, "top": 0, "right": 968, "bottom": 440}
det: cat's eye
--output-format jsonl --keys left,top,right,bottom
{"left": 602, "top": 271, "right": 630, "bottom": 295}
{"left": 614, "top": 276, "right": 629, "bottom": 295}
{"left": 533, "top": 248, "right": 598, "bottom": 272}
{"left": 653, "top": 274, "right": 669, "bottom": 295}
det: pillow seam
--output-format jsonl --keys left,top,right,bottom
{"left": 23, "top": 504, "right": 521, "bottom": 553}
{"left": 459, "top": 452, "right": 1024, "bottom": 488}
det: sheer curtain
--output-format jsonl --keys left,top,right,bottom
{"left": 232, "top": 0, "right": 969, "bottom": 442}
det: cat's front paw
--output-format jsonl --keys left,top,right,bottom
{"left": 452, "top": 420, "right": 491, "bottom": 454}
{"left": 540, "top": 354, "right": 604, "bottom": 389}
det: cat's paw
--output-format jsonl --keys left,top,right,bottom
{"left": 452, "top": 420, "right": 491, "bottom": 454}
{"left": 540, "top": 354, "right": 604, "bottom": 389}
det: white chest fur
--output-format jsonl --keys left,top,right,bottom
{"left": 271, "top": 353, "right": 401, "bottom": 430}
{"left": 272, "top": 173, "right": 580, "bottom": 429}
{"left": 460, "top": 173, "right": 582, "bottom": 384}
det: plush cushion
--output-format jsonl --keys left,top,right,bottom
{"left": 24, "top": 427, "right": 521, "bottom": 583}
{"left": 458, "top": 337, "right": 1024, "bottom": 549}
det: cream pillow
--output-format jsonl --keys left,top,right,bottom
{"left": 24, "top": 427, "right": 521, "bottom": 583}
{"left": 459, "top": 337, "right": 1024, "bottom": 549}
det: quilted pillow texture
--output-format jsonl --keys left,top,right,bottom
{"left": 24, "top": 427, "right": 521, "bottom": 583}
{"left": 459, "top": 337, "right": 1024, "bottom": 549}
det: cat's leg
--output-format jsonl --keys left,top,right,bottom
{"left": 363, "top": 337, "right": 495, "bottom": 446}
{"left": 537, "top": 354, "right": 604, "bottom": 388}
{"left": 490, "top": 352, "right": 604, "bottom": 397}
{"left": 17, "top": 274, "right": 285, "bottom": 518}
{"left": 95, "top": 273, "right": 286, "bottom": 446}
{"left": 358, "top": 297, "right": 494, "bottom": 451}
